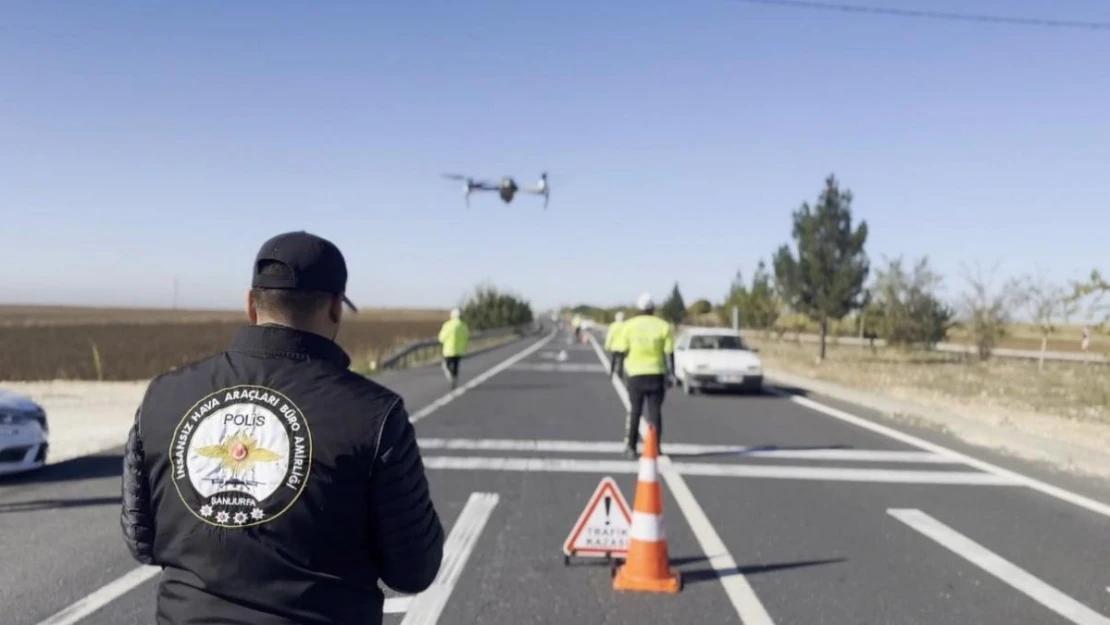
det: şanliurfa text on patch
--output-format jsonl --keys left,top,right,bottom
{"left": 170, "top": 385, "right": 312, "bottom": 528}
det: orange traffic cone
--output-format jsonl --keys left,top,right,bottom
{"left": 612, "top": 424, "right": 681, "bottom": 594}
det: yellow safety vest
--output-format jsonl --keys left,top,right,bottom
{"left": 438, "top": 319, "right": 470, "bottom": 357}
{"left": 604, "top": 320, "right": 625, "bottom": 351}
{"left": 611, "top": 314, "right": 673, "bottom": 376}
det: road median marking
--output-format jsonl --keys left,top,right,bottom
{"left": 421, "top": 455, "right": 1018, "bottom": 484}
{"left": 889, "top": 508, "right": 1110, "bottom": 625}
{"left": 410, "top": 329, "right": 556, "bottom": 423}
{"left": 416, "top": 437, "right": 962, "bottom": 463}
{"left": 510, "top": 362, "right": 607, "bottom": 373}
{"left": 587, "top": 331, "right": 777, "bottom": 625}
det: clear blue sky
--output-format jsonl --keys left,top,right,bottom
{"left": 2, "top": 0, "right": 1107, "bottom": 313}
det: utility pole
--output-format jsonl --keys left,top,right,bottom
{"left": 172, "top": 276, "right": 179, "bottom": 310}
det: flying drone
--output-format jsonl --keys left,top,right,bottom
{"left": 441, "top": 172, "right": 550, "bottom": 208}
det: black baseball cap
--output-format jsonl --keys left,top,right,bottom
{"left": 251, "top": 231, "right": 358, "bottom": 312}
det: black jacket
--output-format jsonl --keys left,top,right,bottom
{"left": 121, "top": 324, "right": 444, "bottom": 625}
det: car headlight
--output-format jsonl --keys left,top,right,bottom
{"left": 0, "top": 412, "right": 34, "bottom": 426}
{"left": 0, "top": 409, "right": 47, "bottom": 432}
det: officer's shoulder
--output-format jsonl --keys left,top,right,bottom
{"left": 140, "top": 352, "right": 227, "bottom": 402}
{"left": 332, "top": 368, "right": 407, "bottom": 414}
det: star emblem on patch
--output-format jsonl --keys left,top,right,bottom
{"left": 233, "top": 512, "right": 248, "bottom": 525}
{"left": 250, "top": 508, "right": 265, "bottom": 521}
{"left": 199, "top": 505, "right": 213, "bottom": 517}
{"left": 216, "top": 511, "right": 230, "bottom": 524}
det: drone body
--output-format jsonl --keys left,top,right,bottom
{"left": 441, "top": 172, "right": 550, "bottom": 208}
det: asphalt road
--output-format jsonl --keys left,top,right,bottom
{"left": 3, "top": 324, "right": 1110, "bottom": 625}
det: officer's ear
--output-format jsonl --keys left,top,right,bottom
{"left": 328, "top": 294, "right": 343, "bottom": 324}
{"left": 246, "top": 289, "right": 259, "bottom": 324}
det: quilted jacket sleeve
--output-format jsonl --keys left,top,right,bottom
{"left": 368, "top": 398, "right": 445, "bottom": 594}
{"left": 121, "top": 411, "right": 156, "bottom": 565}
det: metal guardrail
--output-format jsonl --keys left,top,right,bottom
{"left": 594, "top": 322, "right": 1110, "bottom": 365}
{"left": 377, "top": 322, "right": 541, "bottom": 370}
{"left": 746, "top": 331, "right": 1109, "bottom": 364}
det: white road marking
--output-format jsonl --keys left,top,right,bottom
{"left": 889, "top": 508, "right": 1110, "bottom": 625}
{"left": 587, "top": 333, "right": 777, "bottom": 625}
{"left": 416, "top": 437, "right": 959, "bottom": 463}
{"left": 36, "top": 491, "right": 497, "bottom": 625}
{"left": 510, "top": 362, "right": 607, "bottom": 373}
{"left": 660, "top": 455, "right": 776, "bottom": 625}
{"left": 770, "top": 389, "right": 1110, "bottom": 520}
{"left": 400, "top": 492, "right": 500, "bottom": 625}
{"left": 33, "top": 564, "right": 161, "bottom": 625}
{"left": 420, "top": 455, "right": 1017, "bottom": 484}
{"left": 383, "top": 596, "right": 414, "bottom": 613}
{"left": 409, "top": 330, "right": 556, "bottom": 423}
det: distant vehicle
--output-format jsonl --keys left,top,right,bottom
{"left": 673, "top": 327, "right": 763, "bottom": 395}
{"left": 0, "top": 387, "right": 49, "bottom": 476}
{"left": 441, "top": 172, "right": 550, "bottom": 208}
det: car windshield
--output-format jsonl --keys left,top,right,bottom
{"left": 688, "top": 335, "right": 747, "bottom": 350}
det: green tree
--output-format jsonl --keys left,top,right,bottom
{"left": 872, "top": 256, "right": 956, "bottom": 348}
{"left": 720, "top": 261, "right": 781, "bottom": 330}
{"left": 1072, "top": 269, "right": 1110, "bottom": 331}
{"left": 688, "top": 299, "right": 713, "bottom": 316}
{"left": 460, "top": 283, "right": 534, "bottom": 331}
{"left": 659, "top": 282, "right": 687, "bottom": 324}
{"left": 746, "top": 260, "right": 781, "bottom": 329}
{"left": 773, "top": 174, "right": 870, "bottom": 361}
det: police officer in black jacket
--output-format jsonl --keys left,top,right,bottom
{"left": 120, "top": 231, "right": 444, "bottom": 625}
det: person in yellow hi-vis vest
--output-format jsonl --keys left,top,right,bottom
{"left": 604, "top": 310, "right": 626, "bottom": 378}
{"left": 438, "top": 308, "right": 470, "bottom": 389}
{"left": 571, "top": 313, "right": 583, "bottom": 343}
{"left": 610, "top": 293, "right": 674, "bottom": 458}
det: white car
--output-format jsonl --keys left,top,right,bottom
{"left": 674, "top": 328, "right": 763, "bottom": 395}
{"left": 0, "top": 387, "right": 49, "bottom": 476}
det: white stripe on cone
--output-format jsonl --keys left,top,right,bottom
{"left": 630, "top": 511, "right": 666, "bottom": 542}
{"left": 638, "top": 458, "right": 658, "bottom": 483}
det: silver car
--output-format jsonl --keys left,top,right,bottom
{"left": 0, "top": 388, "right": 49, "bottom": 476}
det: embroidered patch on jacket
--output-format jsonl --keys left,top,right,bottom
{"left": 170, "top": 385, "right": 312, "bottom": 528}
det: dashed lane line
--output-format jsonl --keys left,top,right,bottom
{"left": 33, "top": 565, "right": 161, "bottom": 625}
{"left": 768, "top": 389, "right": 1110, "bottom": 520}
{"left": 409, "top": 329, "right": 556, "bottom": 423}
{"left": 889, "top": 509, "right": 1110, "bottom": 625}
{"left": 400, "top": 492, "right": 500, "bottom": 625}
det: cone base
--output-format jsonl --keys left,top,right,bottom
{"left": 612, "top": 565, "right": 682, "bottom": 594}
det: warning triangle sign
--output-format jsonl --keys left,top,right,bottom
{"left": 562, "top": 476, "right": 633, "bottom": 557}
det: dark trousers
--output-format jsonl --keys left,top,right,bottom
{"left": 624, "top": 374, "right": 665, "bottom": 449}
{"left": 444, "top": 356, "right": 461, "bottom": 377}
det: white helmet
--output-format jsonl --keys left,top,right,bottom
{"left": 636, "top": 292, "right": 654, "bottom": 311}
{"left": 450, "top": 308, "right": 461, "bottom": 319}
{"left": 614, "top": 311, "right": 625, "bottom": 322}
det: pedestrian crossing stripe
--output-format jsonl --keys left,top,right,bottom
{"left": 562, "top": 476, "right": 633, "bottom": 558}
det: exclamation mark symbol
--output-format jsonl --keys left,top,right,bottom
{"left": 604, "top": 495, "right": 611, "bottom": 526}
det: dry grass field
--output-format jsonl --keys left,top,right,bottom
{"left": 746, "top": 336, "right": 1110, "bottom": 425}
{"left": 740, "top": 312, "right": 1110, "bottom": 354}
{"left": 0, "top": 305, "right": 449, "bottom": 381}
